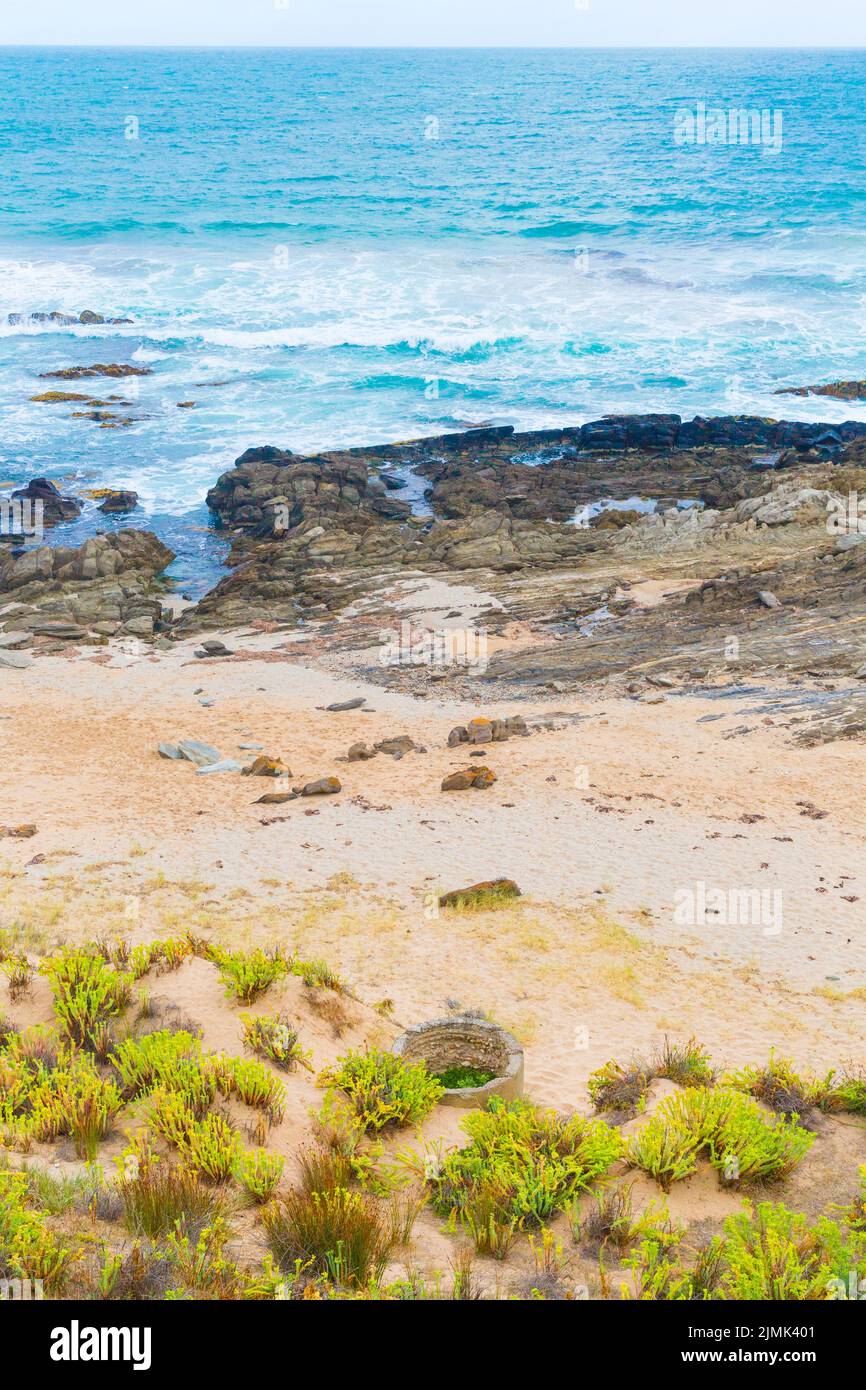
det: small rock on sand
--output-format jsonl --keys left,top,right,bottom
{"left": 441, "top": 767, "right": 497, "bottom": 791}
{"left": 0, "top": 651, "right": 34, "bottom": 669}
{"left": 195, "top": 759, "right": 244, "bottom": 775}
{"left": 242, "top": 755, "right": 291, "bottom": 778}
{"left": 438, "top": 878, "right": 521, "bottom": 910}
{"left": 298, "top": 777, "right": 342, "bottom": 796}
{"left": 347, "top": 742, "right": 378, "bottom": 761}
{"left": 326, "top": 697, "right": 366, "bottom": 712}
{"left": 177, "top": 739, "right": 221, "bottom": 767}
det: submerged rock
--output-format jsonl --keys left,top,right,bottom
{"left": 39, "top": 364, "right": 152, "bottom": 380}
{"left": 775, "top": 381, "right": 866, "bottom": 401}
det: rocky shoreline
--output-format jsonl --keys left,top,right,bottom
{"left": 5, "top": 411, "right": 866, "bottom": 742}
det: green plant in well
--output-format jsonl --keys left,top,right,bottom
{"left": 428, "top": 1097, "right": 623, "bottom": 1247}
{"left": 435, "top": 1065, "right": 496, "bottom": 1090}
{"left": 319, "top": 1049, "right": 444, "bottom": 1134}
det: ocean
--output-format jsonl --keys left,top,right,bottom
{"left": 1, "top": 46, "right": 865, "bottom": 593}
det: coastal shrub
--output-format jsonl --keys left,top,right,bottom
{"left": 625, "top": 1237, "right": 724, "bottom": 1301}
{"left": 241, "top": 1011, "right": 308, "bottom": 1071}
{"left": 234, "top": 1148, "right": 285, "bottom": 1204}
{"left": 428, "top": 1098, "right": 623, "bottom": 1241}
{"left": 165, "top": 1217, "right": 240, "bottom": 1298}
{"left": 24, "top": 1056, "right": 123, "bottom": 1157}
{"left": 263, "top": 1186, "right": 395, "bottom": 1286}
{"left": 626, "top": 1088, "right": 814, "bottom": 1190}
{"left": 211, "top": 1055, "right": 285, "bottom": 1122}
{"left": 42, "top": 948, "right": 133, "bottom": 1051}
{"left": 655, "top": 1037, "right": 715, "bottom": 1089}
{"left": 319, "top": 1049, "right": 444, "bottom": 1134}
{"left": 587, "top": 1058, "right": 651, "bottom": 1117}
{"left": 625, "top": 1113, "right": 704, "bottom": 1191}
{"left": 723, "top": 1050, "right": 834, "bottom": 1118}
{"left": 109, "top": 1029, "right": 204, "bottom": 1100}
{"left": 119, "top": 1153, "right": 224, "bottom": 1239}
{"left": 152, "top": 937, "right": 193, "bottom": 974}
{"left": 2, "top": 952, "right": 33, "bottom": 1000}
{"left": 293, "top": 957, "right": 344, "bottom": 992}
{"left": 213, "top": 947, "right": 289, "bottom": 1004}
{"left": 719, "top": 1202, "right": 866, "bottom": 1301}
{"left": 0, "top": 1170, "right": 75, "bottom": 1292}
{"left": 297, "top": 1144, "right": 355, "bottom": 1196}
{"left": 589, "top": 1036, "right": 714, "bottom": 1118}
{"left": 149, "top": 1091, "right": 241, "bottom": 1183}
{"left": 825, "top": 1066, "right": 866, "bottom": 1116}
{"left": 575, "top": 1182, "right": 678, "bottom": 1254}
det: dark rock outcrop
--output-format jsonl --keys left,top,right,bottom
{"left": 9, "top": 478, "right": 82, "bottom": 525}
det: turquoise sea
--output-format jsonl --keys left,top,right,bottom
{"left": 1, "top": 47, "right": 865, "bottom": 591}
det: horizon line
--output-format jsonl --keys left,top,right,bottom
{"left": 1, "top": 43, "right": 865, "bottom": 51}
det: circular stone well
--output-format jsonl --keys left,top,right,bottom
{"left": 393, "top": 1016, "right": 524, "bottom": 1108}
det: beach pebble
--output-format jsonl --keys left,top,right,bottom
{"left": 195, "top": 759, "right": 244, "bottom": 775}
{"left": 0, "top": 650, "right": 34, "bottom": 669}
{"left": 326, "top": 697, "right": 366, "bottom": 712}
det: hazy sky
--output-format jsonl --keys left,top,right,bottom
{"left": 1, "top": 0, "right": 864, "bottom": 48}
